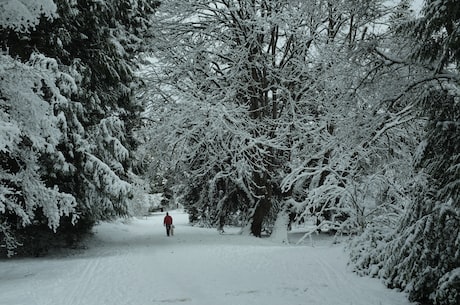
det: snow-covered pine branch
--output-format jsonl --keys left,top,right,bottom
{"left": 0, "top": 53, "right": 78, "bottom": 255}
{"left": 0, "top": 0, "right": 57, "bottom": 33}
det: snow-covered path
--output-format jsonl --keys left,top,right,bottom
{"left": 0, "top": 210, "right": 413, "bottom": 305}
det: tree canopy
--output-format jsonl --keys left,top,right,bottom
{"left": 141, "top": 0, "right": 421, "bottom": 237}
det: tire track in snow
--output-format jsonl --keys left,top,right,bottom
{"left": 62, "top": 256, "right": 103, "bottom": 305}
{"left": 316, "top": 255, "right": 363, "bottom": 303}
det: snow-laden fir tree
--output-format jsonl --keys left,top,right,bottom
{"left": 0, "top": 52, "right": 77, "bottom": 256}
{"left": 0, "top": 0, "right": 158, "bottom": 256}
{"left": 381, "top": 1, "right": 460, "bottom": 303}
{"left": 350, "top": 1, "right": 459, "bottom": 304}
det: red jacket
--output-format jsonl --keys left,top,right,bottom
{"left": 164, "top": 215, "right": 173, "bottom": 225}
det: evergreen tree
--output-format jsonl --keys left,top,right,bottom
{"left": 381, "top": 1, "right": 460, "bottom": 303}
{"left": 0, "top": 52, "right": 78, "bottom": 256}
{"left": 381, "top": 90, "right": 459, "bottom": 305}
{"left": 350, "top": 1, "right": 459, "bottom": 304}
{"left": 0, "top": 0, "right": 158, "bottom": 256}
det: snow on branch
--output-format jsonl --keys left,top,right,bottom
{"left": 84, "top": 153, "right": 131, "bottom": 198}
{"left": 0, "top": 0, "right": 57, "bottom": 33}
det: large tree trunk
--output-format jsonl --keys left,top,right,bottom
{"left": 250, "top": 196, "right": 271, "bottom": 237}
{"left": 250, "top": 172, "right": 272, "bottom": 237}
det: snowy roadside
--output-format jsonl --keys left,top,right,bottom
{"left": 0, "top": 210, "right": 413, "bottom": 305}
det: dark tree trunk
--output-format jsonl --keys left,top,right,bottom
{"left": 250, "top": 172, "right": 272, "bottom": 237}
{"left": 250, "top": 197, "right": 271, "bottom": 237}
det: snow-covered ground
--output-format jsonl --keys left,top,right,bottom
{"left": 0, "top": 210, "right": 413, "bottom": 305}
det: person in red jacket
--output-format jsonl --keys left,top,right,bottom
{"left": 163, "top": 212, "right": 173, "bottom": 236}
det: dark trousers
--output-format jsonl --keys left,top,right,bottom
{"left": 165, "top": 224, "right": 172, "bottom": 236}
